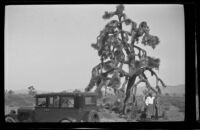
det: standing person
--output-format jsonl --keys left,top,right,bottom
{"left": 141, "top": 90, "right": 148, "bottom": 112}
{"left": 145, "top": 92, "right": 155, "bottom": 119}
{"left": 153, "top": 95, "right": 159, "bottom": 120}
{"left": 139, "top": 90, "right": 148, "bottom": 120}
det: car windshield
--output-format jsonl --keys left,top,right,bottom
{"left": 85, "top": 96, "right": 96, "bottom": 105}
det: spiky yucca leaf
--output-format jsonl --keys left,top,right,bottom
{"left": 147, "top": 56, "right": 160, "bottom": 69}
{"left": 139, "top": 21, "right": 148, "bottom": 29}
{"left": 116, "top": 4, "right": 125, "bottom": 14}
{"left": 135, "top": 21, "right": 149, "bottom": 38}
{"left": 91, "top": 43, "right": 99, "bottom": 50}
{"left": 156, "top": 85, "right": 162, "bottom": 94}
{"left": 105, "top": 20, "right": 119, "bottom": 28}
{"left": 142, "top": 34, "right": 160, "bottom": 49}
{"left": 131, "top": 21, "right": 137, "bottom": 32}
{"left": 124, "top": 18, "right": 132, "bottom": 25}
{"left": 102, "top": 11, "right": 115, "bottom": 19}
{"left": 149, "top": 36, "right": 160, "bottom": 49}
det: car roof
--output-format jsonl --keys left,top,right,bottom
{"left": 35, "top": 92, "right": 97, "bottom": 98}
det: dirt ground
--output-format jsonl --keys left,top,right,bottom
{"left": 165, "top": 105, "right": 184, "bottom": 121}
{"left": 98, "top": 109, "right": 127, "bottom": 122}
{"left": 98, "top": 104, "right": 184, "bottom": 122}
{"left": 5, "top": 105, "right": 184, "bottom": 122}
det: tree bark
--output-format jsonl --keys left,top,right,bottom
{"left": 122, "top": 74, "right": 137, "bottom": 114}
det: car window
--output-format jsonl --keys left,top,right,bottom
{"left": 49, "top": 97, "right": 54, "bottom": 107}
{"left": 37, "top": 97, "right": 47, "bottom": 107}
{"left": 85, "top": 96, "right": 96, "bottom": 105}
{"left": 61, "top": 97, "right": 74, "bottom": 108}
{"left": 53, "top": 96, "right": 60, "bottom": 108}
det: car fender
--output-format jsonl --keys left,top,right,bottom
{"left": 5, "top": 114, "right": 19, "bottom": 122}
{"left": 59, "top": 117, "right": 76, "bottom": 122}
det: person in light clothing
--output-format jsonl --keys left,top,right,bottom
{"left": 145, "top": 94, "right": 155, "bottom": 105}
{"left": 145, "top": 92, "right": 155, "bottom": 119}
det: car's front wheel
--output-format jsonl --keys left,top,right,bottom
{"left": 5, "top": 115, "right": 17, "bottom": 123}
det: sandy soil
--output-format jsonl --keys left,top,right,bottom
{"left": 5, "top": 105, "right": 184, "bottom": 122}
{"left": 99, "top": 109, "right": 127, "bottom": 122}
{"left": 98, "top": 105, "right": 184, "bottom": 122}
{"left": 165, "top": 105, "right": 184, "bottom": 121}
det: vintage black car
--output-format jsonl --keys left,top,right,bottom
{"left": 5, "top": 92, "right": 100, "bottom": 122}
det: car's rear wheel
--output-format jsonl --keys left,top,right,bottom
{"left": 5, "top": 115, "right": 16, "bottom": 123}
{"left": 87, "top": 110, "right": 100, "bottom": 122}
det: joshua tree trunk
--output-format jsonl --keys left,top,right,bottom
{"left": 122, "top": 74, "right": 137, "bottom": 114}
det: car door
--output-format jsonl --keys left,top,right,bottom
{"left": 35, "top": 96, "right": 51, "bottom": 122}
{"left": 56, "top": 96, "right": 79, "bottom": 122}
{"left": 35, "top": 95, "right": 61, "bottom": 122}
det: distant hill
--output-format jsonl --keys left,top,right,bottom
{"left": 8, "top": 84, "right": 184, "bottom": 96}
{"left": 12, "top": 89, "right": 50, "bottom": 94}
{"left": 10, "top": 88, "right": 84, "bottom": 94}
{"left": 5, "top": 94, "right": 35, "bottom": 107}
{"left": 162, "top": 84, "right": 185, "bottom": 95}
{"left": 12, "top": 89, "right": 28, "bottom": 94}
{"left": 101, "top": 84, "right": 184, "bottom": 96}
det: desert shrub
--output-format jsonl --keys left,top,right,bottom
{"left": 8, "top": 90, "right": 14, "bottom": 95}
{"left": 28, "top": 86, "right": 37, "bottom": 96}
{"left": 170, "top": 98, "right": 185, "bottom": 112}
{"left": 163, "top": 105, "right": 170, "bottom": 111}
{"left": 5, "top": 94, "right": 35, "bottom": 107}
{"left": 159, "top": 95, "right": 185, "bottom": 113}
{"left": 162, "top": 111, "right": 168, "bottom": 120}
{"left": 112, "top": 100, "right": 124, "bottom": 113}
{"left": 165, "top": 93, "right": 169, "bottom": 96}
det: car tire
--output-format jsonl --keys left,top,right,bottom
{"left": 87, "top": 110, "right": 100, "bottom": 122}
{"left": 5, "top": 115, "right": 17, "bottom": 123}
{"left": 60, "top": 119, "right": 71, "bottom": 123}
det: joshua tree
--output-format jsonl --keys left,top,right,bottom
{"left": 8, "top": 89, "right": 14, "bottom": 95}
{"left": 73, "top": 89, "right": 81, "bottom": 93}
{"left": 85, "top": 4, "right": 166, "bottom": 115}
{"left": 28, "top": 85, "right": 37, "bottom": 96}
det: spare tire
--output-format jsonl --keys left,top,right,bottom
{"left": 87, "top": 110, "right": 100, "bottom": 122}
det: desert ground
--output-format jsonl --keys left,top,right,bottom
{"left": 97, "top": 94, "right": 184, "bottom": 122}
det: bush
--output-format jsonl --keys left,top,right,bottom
{"left": 159, "top": 95, "right": 185, "bottom": 113}
{"left": 5, "top": 94, "right": 35, "bottom": 107}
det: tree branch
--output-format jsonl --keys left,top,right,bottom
{"left": 145, "top": 68, "right": 167, "bottom": 88}
{"left": 142, "top": 78, "right": 157, "bottom": 94}
{"left": 129, "top": 74, "right": 157, "bottom": 94}
{"left": 131, "top": 44, "right": 147, "bottom": 58}
{"left": 118, "top": 15, "right": 130, "bottom": 55}
{"left": 120, "top": 77, "right": 128, "bottom": 93}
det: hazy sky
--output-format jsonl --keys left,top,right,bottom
{"left": 5, "top": 4, "right": 185, "bottom": 92}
